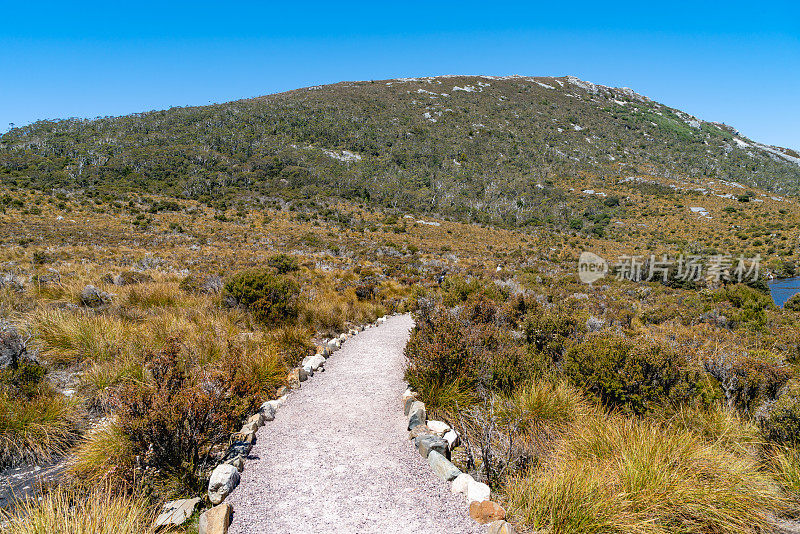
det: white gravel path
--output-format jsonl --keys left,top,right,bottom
{"left": 227, "top": 314, "right": 485, "bottom": 534}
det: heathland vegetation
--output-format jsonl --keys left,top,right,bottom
{"left": 3, "top": 76, "right": 800, "bottom": 532}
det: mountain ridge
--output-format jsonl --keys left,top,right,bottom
{"left": 2, "top": 74, "right": 799, "bottom": 227}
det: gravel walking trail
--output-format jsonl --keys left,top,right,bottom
{"left": 227, "top": 314, "right": 484, "bottom": 534}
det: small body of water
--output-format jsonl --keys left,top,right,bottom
{"left": 768, "top": 276, "right": 800, "bottom": 307}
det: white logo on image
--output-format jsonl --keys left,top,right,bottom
{"left": 578, "top": 252, "right": 608, "bottom": 284}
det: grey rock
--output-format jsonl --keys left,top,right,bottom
{"left": 240, "top": 421, "right": 259, "bottom": 434}
{"left": 0, "top": 322, "right": 33, "bottom": 369}
{"left": 208, "top": 464, "right": 240, "bottom": 505}
{"left": 307, "top": 354, "right": 326, "bottom": 371}
{"left": 154, "top": 497, "right": 201, "bottom": 530}
{"left": 443, "top": 429, "right": 460, "bottom": 450}
{"left": 0, "top": 273, "right": 25, "bottom": 292}
{"left": 403, "top": 396, "right": 417, "bottom": 416}
{"left": 409, "top": 424, "right": 434, "bottom": 440}
{"left": 223, "top": 441, "right": 252, "bottom": 461}
{"left": 414, "top": 435, "right": 449, "bottom": 459}
{"left": 407, "top": 401, "right": 426, "bottom": 430}
{"left": 427, "top": 451, "right": 461, "bottom": 481}
{"left": 79, "top": 284, "right": 112, "bottom": 308}
{"left": 246, "top": 412, "right": 264, "bottom": 428}
{"left": 426, "top": 420, "right": 450, "bottom": 435}
{"left": 224, "top": 455, "right": 245, "bottom": 472}
{"left": 466, "top": 478, "right": 491, "bottom": 503}
{"left": 586, "top": 315, "right": 605, "bottom": 332}
{"left": 260, "top": 401, "right": 278, "bottom": 421}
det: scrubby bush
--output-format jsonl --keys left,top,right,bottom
{"left": 267, "top": 253, "right": 299, "bottom": 274}
{"left": 757, "top": 379, "right": 800, "bottom": 444}
{"left": 704, "top": 350, "right": 792, "bottom": 412}
{"left": 355, "top": 280, "right": 377, "bottom": 301}
{"left": 563, "top": 334, "right": 703, "bottom": 415}
{"left": 223, "top": 269, "right": 300, "bottom": 326}
{"left": 524, "top": 306, "right": 585, "bottom": 361}
{"left": 405, "top": 298, "right": 535, "bottom": 411}
{"left": 785, "top": 293, "right": 800, "bottom": 312}
{"left": 712, "top": 284, "right": 773, "bottom": 330}
{"left": 111, "top": 339, "right": 263, "bottom": 479}
{"left": 404, "top": 304, "right": 479, "bottom": 411}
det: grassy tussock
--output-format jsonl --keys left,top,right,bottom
{"left": 0, "top": 393, "right": 81, "bottom": 466}
{"left": 499, "top": 381, "right": 590, "bottom": 436}
{"left": 301, "top": 284, "right": 384, "bottom": 333}
{"left": 0, "top": 486, "right": 154, "bottom": 534}
{"left": 769, "top": 446, "right": 800, "bottom": 500}
{"left": 68, "top": 424, "right": 135, "bottom": 489}
{"left": 506, "top": 416, "right": 785, "bottom": 534}
{"left": 662, "top": 403, "right": 762, "bottom": 454}
{"left": 121, "top": 281, "right": 183, "bottom": 309}
{"left": 35, "top": 310, "right": 131, "bottom": 365}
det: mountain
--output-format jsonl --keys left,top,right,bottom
{"left": 2, "top": 75, "right": 799, "bottom": 226}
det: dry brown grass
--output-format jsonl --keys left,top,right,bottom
{"left": 0, "top": 486, "right": 155, "bottom": 534}
{"left": 505, "top": 415, "right": 787, "bottom": 534}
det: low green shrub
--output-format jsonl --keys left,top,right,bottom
{"left": 223, "top": 269, "right": 300, "bottom": 326}
{"left": 267, "top": 253, "right": 299, "bottom": 274}
{"left": 757, "top": 379, "right": 800, "bottom": 444}
{"left": 111, "top": 339, "right": 261, "bottom": 480}
{"left": 404, "top": 305, "right": 480, "bottom": 411}
{"left": 405, "top": 298, "right": 536, "bottom": 410}
{"left": 563, "top": 334, "right": 703, "bottom": 415}
{"left": 705, "top": 350, "right": 793, "bottom": 412}
{"left": 524, "top": 306, "right": 585, "bottom": 361}
{"left": 785, "top": 294, "right": 800, "bottom": 312}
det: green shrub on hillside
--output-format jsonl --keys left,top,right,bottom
{"left": 563, "top": 334, "right": 702, "bottom": 415}
{"left": 704, "top": 350, "right": 793, "bottom": 412}
{"left": 785, "top": 294, "right": 800, "bottom": 312}
{"left": 267, "top": 253, "right": 299, "bottom": 274}
{"left": 223, "top": 269, "right": 300, "bottom": 326}
{"left": 524, "top": 306, "right": 585, "bottom": 361}
{"left": 758, "top": 379, "right": 800, "bottom": 444}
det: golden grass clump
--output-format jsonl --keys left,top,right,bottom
{"left": 769, "top": 445, "right": 800, "bottom": 501}
{"left": 68, "top": 423, "right": 135, "bottom": 489}
{"left": 35, "top": 309, "right": 131, "bottom": 365}
{"left": 499, "top": 380, "right": 591, "bottom": 437}
{"left": 0, "top": 486, "right": 155, "bottom": 534}
{"left": 662, "top": 403, "right": 762, "bottom": 454}
{"left": 505, "top": 416, "right": 786, "bottom": 534}
{"left": 0, "top": 393, "right": 81, "bottom": 466}
{"left": 122, "top": 281, "right": 182, "bottom": 309}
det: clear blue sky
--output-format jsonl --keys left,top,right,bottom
{"left": 2, "top": 1, "right": 799, "bottom": 150}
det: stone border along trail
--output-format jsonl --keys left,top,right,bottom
{"left": 227, "top": 314, "right": 485, "bottom": 534}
